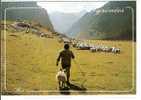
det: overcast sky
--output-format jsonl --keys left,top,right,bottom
{"left": 37, "top": 2, "right": 107, "bottom": 13}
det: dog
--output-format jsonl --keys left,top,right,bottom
{"left": 56, "top": 68, "right": 67, "bottom": 88}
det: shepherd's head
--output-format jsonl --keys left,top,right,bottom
{"left": 64, "top": 44, "right": 69, "bottom": 50}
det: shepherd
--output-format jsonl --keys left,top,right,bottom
{"left": 56, "top": 44, "right": 75, "bottom": 86}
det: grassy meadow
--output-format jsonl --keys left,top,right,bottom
{"left": 1, "top": 26, "right": 136, "bottom": 95}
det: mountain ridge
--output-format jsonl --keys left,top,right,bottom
{"left": 1, "top": 2, "right": 54, "bottom": 32}
{"left": 67, "top": 1, "right": 136, "bottom": 40}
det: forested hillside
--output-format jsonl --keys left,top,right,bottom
{"left": 1, "top": 2, "right": 54, "bottom": 31}
{"left": 67, "top": 1, "right": 136, "bottom": 40}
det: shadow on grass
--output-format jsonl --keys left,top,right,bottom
{"left": 59, "top": 83, "right": 87, "bottom": 95}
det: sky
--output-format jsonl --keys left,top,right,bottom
{"left": 37, "top": 2, "right": 107, "bottom": 13}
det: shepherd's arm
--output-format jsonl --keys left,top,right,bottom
{"left": 71, "top": 51, "right": 75, "bottom": 59}
{"left": 56, "top": 52, "right": 61, "bottom": 66}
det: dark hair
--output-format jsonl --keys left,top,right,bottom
{"left": 64, "top": 44, "right": 69, "bottom": 50}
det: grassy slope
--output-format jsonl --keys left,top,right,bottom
{"left": 4, "top": 29, "right": 136, "bottom": 95}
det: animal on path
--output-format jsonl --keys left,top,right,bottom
{"left": 56, "top": 69, "right": 67, "bottom": 88}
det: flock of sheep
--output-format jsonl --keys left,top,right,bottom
{"left": 71, "top": 40, "right": 121, "bottom": 54}
{"left": 57, "top": 34, "right": 121, "bottom": 54}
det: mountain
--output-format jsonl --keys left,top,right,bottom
{"left": 67, "top": 1, "right": 136, "bottom": 40}
{"left": 1, "top": 2, "right": 54, "bottom": 31}
{"left": 49, "top": 10, "right": 86, "bottom": 34}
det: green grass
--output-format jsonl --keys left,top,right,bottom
{"left": 2, "top": 29, "right": 136, "bottom": 95}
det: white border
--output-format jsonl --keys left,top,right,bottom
{"left": 2, "top": 2, "right": 136, "bottom": 94}
{"left": 1, "top": 0, "right": 137, "bottom": 2}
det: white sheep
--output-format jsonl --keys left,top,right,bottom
{"left": 112, "top": 47, "right": 120, "bottom": 53}
{"left": 90, "top": 47, "right": 97, "bottom": 52}
{"left": 56, "top": 69, "right": 67, "bottom": 88}
{"left": 102, "top": 46, "right": 111, "bottom": 52}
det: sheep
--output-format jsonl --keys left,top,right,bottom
{"left": 56, "top": 69, "right": 67, "bottom": 88}
{"left": 102, "top": 46, "right": 112, "bottom": 52}
{"left": 72, "top": 42, "right": 77, "bottom": 47}
{"left": 106, "top": 47, "right": 113, "bottom": 52}
{"left": 94, "top": 45, "right": 101, "bottom": 51}
{"left": 79, "top": 45, "right": 90, "bottom": 50}
{"left": 75, "top": 43, "right": 82, "bottom": 48}
{"left": 112, "top": 47, "right": 120, "bottom": 54}
{"left": 76, "top": 43, "right": 91, "bottom": 50}
{"left": 90, "top": 47, "right": 97, "bottom": 52}
{"left": 114, "top": 48, "right": 120, "bottom": 53}
{"left": 40, "top": 33, "right": 45, "bottom": 37}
